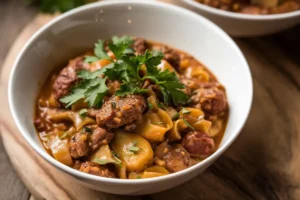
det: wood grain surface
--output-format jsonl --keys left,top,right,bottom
{"left": 0, "top": 5, "right": 300, "bottom": 200}
{"left": 0, "top": 1, "right": 37, "bottom": 199}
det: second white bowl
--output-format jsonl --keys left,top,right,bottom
{"left": 179, "top": 0, "right": 300, "bottom": 37}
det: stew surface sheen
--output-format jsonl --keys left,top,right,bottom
{"left": 34, "top": 37, "right": 228, "bottom": 179}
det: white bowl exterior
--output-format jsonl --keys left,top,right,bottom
{"left": 180, "top": 0, "right": 300, "bottom": 37}
{"left": 9, "top": 0, "right": 253, "bottom": 195}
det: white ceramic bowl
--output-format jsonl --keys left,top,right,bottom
{"left": 178, "top": 0, "right": 300, "bottom": 37}
{"left": 8, "top": 0, "right": 253, "bottom": 195}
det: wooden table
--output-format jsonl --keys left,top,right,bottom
{"left": 0, "top": 1, "right": 299, "bottom": 200}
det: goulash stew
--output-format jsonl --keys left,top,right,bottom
{"left": 195, "top": 0, "right": 300, "bottom": 14}
{"left": 34, "top": 36, "right": 228, "bottom": 179}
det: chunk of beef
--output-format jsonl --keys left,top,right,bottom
{"left": 164, "top": 146, "right": 190, "bottom": 172}
{"left": 124, "top": 121, "right": 137, "bottom": 132}
{"left": 79, "top": 161, "right": 116, "bottom": 178}
{"left": 182, "top": 131, "right": 215, "bottom": 158}
{"left": 154, "top": 141, "right": 171, "bottom": 160}
{"left": 73, "top": 160, "right": 82, "bottom": 170}
{"left": 191, "top": 84, "right": 227, "bottom": 115}
{"left": 153, "top": 45, "right": 180, "bottom": 71}
{"left": 96, "top": 95, "right": 146, "bottom": 129}
{"left": 89, "top": 127, "right": 114, "bottom": 150}
{"left": 133, "top": 38, "right": 148, "bottom": 54}
{"left": 69, "top": 132, "right": 89, "bottom": 159}
{"left": 52, "top": 56, "right": 90, "bottom": 100}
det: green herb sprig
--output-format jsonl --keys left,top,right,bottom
{"left": 60, "top": 36, "right": 189, "bottom": 108}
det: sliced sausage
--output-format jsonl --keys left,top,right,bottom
{"left": 79, "top": 161, "right": 116, "bottom": 178}
{"left": 164, "top": 146, "right": 190, "bottom": 172}
{"left": 52, "top": 56, "right": 90, "bottom": 100}
{"left": 96, "top": 95, "right": 146, "bottom": 129}
{"left": 182, "top": 131, "right": 215, "bottom": 158}
{"left": 191, "top": 84, "right": 227, "bottom": 115}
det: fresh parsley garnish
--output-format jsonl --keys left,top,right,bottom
{"left": 60, "top": 36, "right": 189, "bottom": 108}
{"left": 158, "top": 102, "right": 167, "bottom": 110}
{"left": 137, "top": 176, "right": 141, "bottom": 179}
{"left": 182, "top": 108, "right": 191, "bottom": 114}
{"left": 79, "top": 108, "right": 88, "bottom": 117}
{"left": 172, "top": 112, "right": 180, "bottom": 121}
{"left": 127, "top": 141, "right": 141, "bottom": 153}
{"left": 148, "top": 102, "right": 154, "bottom": 110}
{"left": 182, "top": 118, "right": 195, "bottom": 130}
{"left": 82, "top": 126, "right": 93, "bottom": 133}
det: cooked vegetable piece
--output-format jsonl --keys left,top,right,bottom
{"left": 111, "top": 131, "right": 153, "bottom": 172}
{"left": 50, "top": 137, "right": 73, "bottom": 166}
{"left": 142, "top": 166, "right": 169, "bottom": 178}
{"left": 137, "top": 108, "right": 173, "bottom": 142}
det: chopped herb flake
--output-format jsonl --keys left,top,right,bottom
{"left": 82, "top": 126, "right": 93, "bottom": 133}
{"left": 79, "top": 108, "right": 88, "bottom": 117}
{"left": 182, "top": 118, "right": 195, "bottom": 130}
{"left": 172, "top": 112, "right": 180, "bottom": 121}
{"left": 148, "top": 102, "right": 154, "bottom": 110}
{"left": 182, "top": 108, "right": 191, "bottom": 114}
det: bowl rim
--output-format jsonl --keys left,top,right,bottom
{"left": 8, "top": 0, "right": 253, "bottom": 185}
{"left": 183, "top": 0, "right": 300, "bottom": 20}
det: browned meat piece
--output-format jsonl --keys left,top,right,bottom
{"left": 87, "top": 108, "right": 98, "bottom": 118}
{"left": 69, "top": 132, "right": 89, "bottom": 159}
{"left": 89, "top": 127, "right": 114, "bottom": 150}
{"left": 133, "top": 38, "right": 148, "bottom": 54}
{"left": 52, "top": 56, "right": 90, "bottom": 100}
{"left": 154, "top": 141, "right": 171, "bottom": 160}
{"left": 107, "top": 80, "right": 121, "bottom": 95}
{"left": 73, "top": 160, "right": 82, "bottom": 170}
{"left": 191, "top": 84, "right": 227, "bottom": 115}
{"left": 164, "top": 146, "right": 190, "bottom": 172}
{"left": 153, "top": 45, "right": 180, "bottom": 71}
{"left": 182, "top": 131, "right": 215, "bottom": 158}
{"left": 34, "top": 118, "right": 45, "bottom": 132}
{"left": 96, "top": 95, "right": 146, "bottom": 129}
{"left": 124, "top": 122, "right": 137, "bottom": 132}
{"left": 79, "top": 161, "right": 116, "bottom": 178}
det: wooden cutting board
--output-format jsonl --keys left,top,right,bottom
{"left": 1, "top": 12, "right": 300, "bottom": 200}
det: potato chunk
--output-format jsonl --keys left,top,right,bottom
{"left": 111, "top": 131, "right": 153, "bottom": 172}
